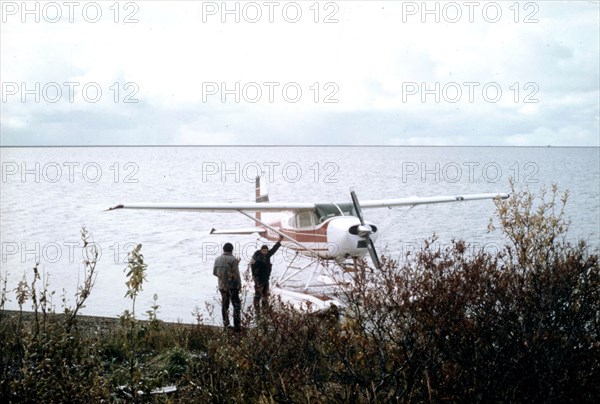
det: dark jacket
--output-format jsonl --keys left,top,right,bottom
{"left": 251, "top": 242, "right": 281, "bottom": 283}
{"left": 213, "top": 252, "right": 241, "bottom": 290}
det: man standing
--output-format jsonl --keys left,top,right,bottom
{"left": 250, "top": 235, "right": 283, "bottom": 316}
{"left": 213, "top": 242, "right": 242, "bottom": 332}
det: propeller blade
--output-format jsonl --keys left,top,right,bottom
{"left": 350, "top": 190, "right": 381, "bottom": 270}
{"left": 350, "top": 190, "right": 365, "bottom": 225}
{"left": 367, "top": 237, "right": 381, "bottom": 271}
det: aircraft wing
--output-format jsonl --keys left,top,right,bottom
{"left": 107, "top": 193, "right": 508, "bottom": 213}
{"left": 359, "top": 193, "right": 509, "bottom": 209}
{"left": 107, "top": 202, "right": 315, "bottom": 212}
{"left": 209, "top": 227, "right": 266, "bottom": 235}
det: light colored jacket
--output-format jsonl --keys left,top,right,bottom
{"left": 213, "top": 252, "right": 241, "bottom": 290}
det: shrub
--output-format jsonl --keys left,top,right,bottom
{"left": 1, "top": 183, "right": 597, "bottom": 402}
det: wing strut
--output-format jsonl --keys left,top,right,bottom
{"left": 237, "top": 210, "right": 322, "bottom": 259}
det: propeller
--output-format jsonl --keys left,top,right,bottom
{"left": 350, "top": 190, "right": 381, "bottom": 271}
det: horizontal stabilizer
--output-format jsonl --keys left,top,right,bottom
{"left": 210, "top": 227, "right": 266, "bottom": 235}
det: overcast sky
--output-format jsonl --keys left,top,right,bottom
{"left": 1, "top": 1, "right": 598, "bottom": 146}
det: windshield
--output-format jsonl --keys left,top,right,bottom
{"left": 314, "top": 203, "right": 356, "bottom": 222}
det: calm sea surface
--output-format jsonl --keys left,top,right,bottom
{"left": 1, "top": 147, "right": 598, "bottom": 323}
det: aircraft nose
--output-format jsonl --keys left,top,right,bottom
{"left": 326, "top": 217, "right": 378, "bottom": 259}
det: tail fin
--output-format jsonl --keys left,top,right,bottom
{"left": 255, "top": 176, "right": 269, "bottom": 222}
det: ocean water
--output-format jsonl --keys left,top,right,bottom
{"left": 1, "top": 146, "right": 598, "bottom": 323}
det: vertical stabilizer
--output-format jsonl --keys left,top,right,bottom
{"left": 255, "top": 176, "right": 269, "bottom": 222}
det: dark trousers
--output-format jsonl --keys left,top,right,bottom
{"left": 253, "top": 279, "right": 270, "bottom": 314}
{"left": 220, "top": 288, "right": 241, "bottom": 329}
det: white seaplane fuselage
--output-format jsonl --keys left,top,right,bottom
{"left": 262, "top": 213, "right": 377, "bottom": 261}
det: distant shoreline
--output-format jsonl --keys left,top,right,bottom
{"left": 1, "top": 145, "right": 598, "bottom": 148}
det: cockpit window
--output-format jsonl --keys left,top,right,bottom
{"left": 296, "top": 211, "right": 316, "bottom": 228}
{"left": 314, "top": 203, "right": 356, "bottom": 222}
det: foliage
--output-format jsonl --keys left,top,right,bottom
{"left": 0, "top": 229, "right": 108, "bottom": 401}
{"left": 1, "top": 183, "right": 598, "bottom": 402}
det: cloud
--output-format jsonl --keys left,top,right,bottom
{"left": 1, "top": 1, "right": 598, "bottom": 146}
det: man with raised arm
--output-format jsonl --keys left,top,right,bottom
{"left": 250, "top": 235, "right": 283, "bottom": 317}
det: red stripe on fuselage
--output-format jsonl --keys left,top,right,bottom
{"left": 263, "top": 218, "right": 329, "bottom": 243}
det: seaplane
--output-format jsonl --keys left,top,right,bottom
{"left": 108, "top": 177, "right": 509, "bottom": 310}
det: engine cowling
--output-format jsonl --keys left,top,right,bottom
{"left": 326, "top": 216, "right": 379, "bottom": 259}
